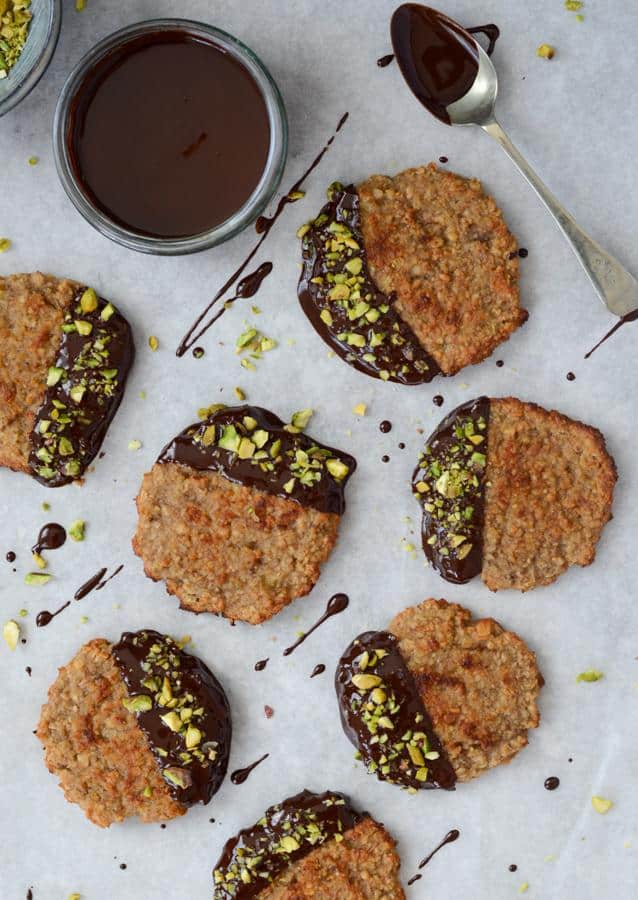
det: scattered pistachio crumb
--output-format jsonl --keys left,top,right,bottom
{"left": 19, "top": 609, "right": 27, "bottom": 618}
{"left": 3, "top": 620, "right": 20, "bottom": 651}
{"left": 290, "top": 409, "right": 314, "bottom": 430}
{"left": 32, "top": 552, "right": 47, "bottom": 570}
{"left": 536, "top": 44, "right": 555, "bottom": 59}
{"left": 592, "top": 796, "right": 613, "bottom": 815}
{"left": 251, "top": 305, "right": 261, "bottom": 314}
{"left": 69, "top": 519, "right": 85, "bottom": 542}
{"left": 28, "top": 156, "right": 38, "bottom": 166}
{"left": 41, "top": 502, "right": 50, "bottom": 512}
{"left": 24, "top": 572, "right": 52, "bottom": 586}
{"left": 564, "top": 0, "right": 583, "bottom": 9}
{"left": 544, "top": 855, "right": 555, "bottom": 862}
{"left": 80, "top": 615, "right": 89, "bottom": 624}
{"left": 518, "top": 884, "right": 529, "bottom": 894}
{"left": 353, "top": 403, "right": 367, "bottom": 416}
{"left": 148, "top": 335, "right": 159, "bottom": 351}
{"left": 69, "top": 894, "right": 81, "bottom": 900}
{"left": 0, "top": 239, "right": 11, "bottom": 253}
{"left": 576, "top": 669, "right": 603, "bottom": 683}
{"left": 575, "top": 13, "right": 584, "bottom": 21}
{"left": 75, "top": 0, "right": 86, "bottom": 9}
{"left": 623, "top": 840, "right": 631, "bottom": 849}
{"left": 128, "top": 439, "right": 142, "bottom": 451}
{"left": 234, "top": 387, "right": 246, "bottom": 401}
{"left": 139, "top": 390, "right": 146, "bottom": 400}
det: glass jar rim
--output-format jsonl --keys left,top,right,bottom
{"left": 53, "top": 18, "right": 288, "bottom": 256}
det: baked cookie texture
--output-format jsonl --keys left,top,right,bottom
{"left": 390, "top": 599, "right": 543, "bottom": 783}
{"left": 262, "top": 817, "right": 404, "bottom": 899}
{"left": 0, "top": 272, "right": 74, "bottom": 473}
{"left": 483, "top": 398, "right": 617, "bottom": 591}
{"left": 37, "top": 639, "right": 183, "bottom": 827}
{"left": 358, "top": 164, "right": 526, "bottom": 374}
{"left": 133, "top": 465, "right": 340, "bottom": 624}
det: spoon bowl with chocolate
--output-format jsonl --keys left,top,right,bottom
{"left": 391, "top": 3, "right": 638, "bottom": 320}
{"left": 53, "top": 19, "right": 287, "bottom": 255}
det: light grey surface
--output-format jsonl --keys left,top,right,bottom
{"left": 1, "top": 1, "right": 637, "bottom": 898}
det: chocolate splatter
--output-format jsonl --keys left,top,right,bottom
{"left": 566, "top": 372, "right": 576, "bottom": 381}
{"left": 310, "top": 663, "right": 326, "bottom": 678}
{"left": 176, "top": 112, "right": 349, "bottom": 356}
{"left": 585, "top": 309, "right": 638, "bottom": 359}
{"left": 6, "top": 551, "right": 16, "bottom": 563}
{"left": 186, "top": 262, "right": 273, "bottom": 335}
{"left": 283, "top": 593, "right": 349, "bottom": 656}
{"left": 509, "top": 864, "right": 518, "bottom": 872}
{"left": 419, "top": 829, "right": 461, "bottom": 868}
{"left": 377, "top": 53, "right": 395, "bottom": 67}
{"left": 433, "top": 395, "right": 444, "bottom": 406}
{"left": 380, "top": 420, "right": 392, "bottom": 433}
{"left": 544, "top": 776, "right": 560, "bottom": 791}
{"left": 32, "top": 523, "right": 66, "bottom": 554}
{"left": 254, "top": 658, "right": 269, "bottom": 672}
{"left": 230, "top": 753, "right": 269, "bottom": 785}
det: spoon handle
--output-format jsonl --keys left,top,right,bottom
{"left": 482, "top": 119, "right": 638, "bottom": 318}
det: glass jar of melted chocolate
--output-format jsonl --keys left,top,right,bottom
{"left": 53, "top": 20, "right": 287, "bottom": 254}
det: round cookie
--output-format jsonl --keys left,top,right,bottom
{"left": 133, "top": 405, "right": 356, "bottom": 624}
{"left": 37, "top": 630, "right": 231, "bottom": 827}
{"left": 336, "top": 599, "right": 542, "bottom": 788}
{"left": 298, "top": 166, "right": 525, "bottom": 384}
{"left": 212, "top": 789, "right": 405, "bottom": 899}
{"left": 412, "top": 396, "right": 617, "bottom": 589}
{"left": 0, "top": 272, "right": 134, "bottom": 486}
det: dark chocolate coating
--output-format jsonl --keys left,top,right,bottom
{"left": 413, "top": 397, "right": 490, "bottom": 583}
{"left": 111, "top": 629, "right": 231, "bottom": 807}
{"left": 213, "top": 789, "right": 363, "bottom": 898}
{"left": 391, "top": 4, "right": 480, "bottom": 124}
{"left": 158, "top": 405, "right": 356, "bottom": 516}
{"left": 29, "top": 288, "right": 134, "bottom": 487}
{"left": 335, "top": 630, "right": 456, "bottom": 791}
{"left": 298, "top": 184, "right": 440, "bottom": 384}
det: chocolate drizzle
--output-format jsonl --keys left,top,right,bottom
{"left": 158, "top": 405, "right": 356, "bottom": 516}
{"left": 213, "top": 789, "right": 362, "bottom": 898}
{"left": 310, "top": 663, "right": 326, "bottom": 678}
{"left": 111, "top": 630, "right": 231, "bottom": 807}
{"left": 36, "top": 564, "right": 122, "bottom": 627}
{"left": 377, "top": 53, "right": 395, "bottom": 67}
{"left": 254, "top": 658, "right": 269, "bottom": 672}
{"left": 230, "top": 753, "right": 269, "bottom": 785}
{"left": 74, "top": 566, "right": 107, "bottom": 599}
{"left": 413, "top": 397, "right": 490, "bottom": 583}
{"left": 283, "top": 593, "right": 349, "bottom": 656}
{"left": 298, "top": 183, "right": 440, "bottom": 384}
{"left": 176, "top": 112, "right": 349, "bottom": 356}
{"left": 32, "top": 523, "right": 66, "bottom": 554}
{"left": 418, "top": 828, "right": 460, "bottom": 867}
{"left": 585, "top": 309, "right": 638, "bottom": 358}
{"left": 188, "top": 262, "right": 273, "bottom": 335}
{"left": 335, "top": 630, "right": 456, "bottom": 791}
{"left": 391, "top": 4, "right": 480, "bottom": 124}
{"left": 467, "top": 24, "right": 500, "bottom": 57}
{"left": 29, "top": 287, "right": 134, "bottom": 487}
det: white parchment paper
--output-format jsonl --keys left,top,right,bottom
{"left": 1, "top": 1, "right": 637, "bottom": 898}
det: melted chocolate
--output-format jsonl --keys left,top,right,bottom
{"left": 112, "top": 630, "right": 231, "bottom": 807}
{"left": 391, "top": 4, "right": 480, "bottom": 124}
{"left": 230, "top": 753, "right": 269, "bottom": 785}
{"left": 377, "top": 53, "right": 395, "bottom": 67}
{"left": 544, "top": 776, "right": 560, "bottom": 791}
{"left": 566, "top": 371, "right": 576, "bottom": 381}
{"left": 408, "top": 874, "right": 422, "bottom": 885}
{"left": 467, "top": 24, "right": 500, "bottom": 57}
{"left": 413, "top": 397, "right": 490, "bottom": 583}
{"left": 189, "top": 262, "right": 273, "bottom": 334}
{"left": 585, "top": 308, "right": 638, "bottom": 358}
{"left": 298, "top": 184, "right": 440, "bottom": 384}
{"left": 95, "top": 563, "right": 124, "bottom": 590}
{"left": 74, "top": 567, "right": 107, "bottom": 600}
{"left": 382, "top": 455, "right": 390, "bottom": 463}
{"left": 32, "top": 523, "right": 66, "bottom": 554}
{"left": 380, "top": 420, "right": 393, "bottom": 433}
{"left": 496, "top": 359, "right": 504, "bottom": 367}
{"left": 176, "top": 112, "right": 349, "bottom": 356}
{"left": 433, "top": 394, "right": 444, "bottom": 406}
{"left": 159, "top": 405, "right": 356, "bottom": 516}
{"left": 36, "top": 565, "right": 122, "bottom": 628}
{"left": 213, "top": 789, "right": 362, "bottom": 898}
{"left": 36, "top": 604, "right": 69, "bottom": 627}
{"left": 398, "top": 442, "right": 406, "bottom": 450}
{"left": 254, "top": 658, "right": 269, "bottom": 672}
{"left": 518, "top": 247, "right": 529, "bottom": 258}
{"left": 68, "top": 31, "right": 270, "bottom": 238}
{"left": 336, "top": 630, "right": 456, "bottom": 791}
{"left": 509, "top": 864, "right": 518, "bottom": 872}
{"left": 283, "top": 593, "right": 349, "bottom": 656}
{"left": 6, "top": 551, "right": 16, "bottom": 563}
{"left": 419, "top": 829, "right": 460, "bottom": 867}
{"left": 310, "top": 663, "right": 326, "bottom": 678}
{"left": 29, "top": 287, "right": 134, "bottom": 487}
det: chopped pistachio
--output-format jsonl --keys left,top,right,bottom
{"left": 142, "top": 785, "right": 153, "bottom": 798}
{"left": 185, "top": 725, "right": 203, "bottom": 749}
{"left": 122, "top": 695, "right": 153, "bottom": 713}
{"left": 32, "top": 552, "right": 46, "bottom": 570}
{"left": 28, "top": 156, "right": 38, "bottom": 166}
{"left": 46, "top": 366, "right": 64, "bottom": 387}
{"left": 163, "top": 767, "right": 192, "bottom": 789}
{"left": 291, "top": 409, "right": 314, "bottom": 430}
{"left": 218, "top": 425, "right": 240, "bottom": 452}
{"left": 518, "top": 884, "right": 529, "bottom": 894}
{"left": 537, "top": 43, "right": 555, "bottom": 59}
{"left": 576, "top": 669, "right": 603, "bottom": 683}
{"left": 283, "top": 477, "right": 295, "bottom": 494}
{"left": 160, "top": 711, "right": 182, "bottom": 732}
{"left": 80, "top": 615, "right": 89, "bottom": 624}
{"left": 74, "top": 319, "right": 92, "bottom": 336}
{"left": 353, "top": 403, "right": 367, "bottom": 416}
{"left": 100, "top": 302, "right": 115, "bottom": 321}
{"left": 234, "top": 386, "right": 246, "bottom": 401}
{"left": 0, "top": 239, "right": 11, "bottom": 253}
{"left": 591, "top": 796, "right": 613, "bottom": 814}
{"left": 75, "top": 0, "right": 86, "bottom": 9}
{"left": 69, "top": 894, "right": 81, "bottom": 900}
{"left": 237, "top": 437, "right": 256, "bottom": 459}
{"left": 18, "top": 609, "right": 27, "bottom": 618}
{"left": 326, "top": 458, "right": 349, "bottom": 480}
{"left": 352, "top": 673, "right": 382, "bottom": 691}
{"left": 41, "top": 502, "right": 50, "bottom": 512}
{"left": 69, "top": 520, "right": 85, "bottom": 542}
{"left": 24, "top": 572, "right": 52, "bottom": 586}
{"left": 80, "top": 287, "right": 98, "bottom": 312}
{"left": 128, "top": 439, "right": 142, "bottom": 451}
{"left": 3, "top": 620, "right": 19, "bottom": 651}
{"left": 564, "top": 0, "right": 583, "bottom": 9}
{"left": 148, "top": 335, "right": 159, "bottom": 351}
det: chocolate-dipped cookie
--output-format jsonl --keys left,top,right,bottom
{"left": 133, "top": 405, "right": 356, "bottom": 624}
{"left": 212, "top": 789, "right": 404, "bottom": 898}
{"left": 0, "top": 272, "right": 134, "bottom": 486}
{"left": 37, "top": 630, "right": 231, "bottom": 827}
{"left": 336, "top": 599, "right": 542, "bottom": 787}
{"left": 298, "top": 166, "right": 526, "bottom": 383}
{"left": 413, "top": 397, "right": 617, "bottom": 589}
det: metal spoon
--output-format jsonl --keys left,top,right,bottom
{"left": 393, "top": 9, "right": 638, "bottom": 319}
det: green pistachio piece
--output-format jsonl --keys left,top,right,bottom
{"left": 68, "top": 520, "right": 85, "bottom": 542}
{"left": 576, "top": 669, "right": 603, "bottom": 683}
{"left": 218, "top": 425, "right": 240, "bottom": 452}
{"left": 283, "top": 477, "right": 295, "bottom": 494}
{"left": 58, "top": 437, "right": 74, "bottom": 456}
{"left": 291, "top": 409, "right": 313, "bottom": 430}
{"left": 352, "top": 674, "right": 382, "bottom": 691}
{"left": 160, "top": 711, "right": 182, "bottom": 732}
{"left": 238, "top": 438, "right": 256, "bottom": 459}
{"left": 74, "top": 320, "right": 92, "bottom": 336}
{"left": 24, "top": 572, "right": 52, "bottom": 586}
{"left": 242, "top": 416, "right": 257, "bottom": 431}
{"left": 80, "top": 288, "right": 98, "bottom": 312}
{"left": 69, "top": 384, "right": 85, "bottom": 403}
{"left": 408, "top": 744, "right": 425, "bottom": 767}
{"left": 100, "top": 302, "right": 115, "bottom": 321}
{"left": 252, "top": 429, "right": 269, "bottom": 449}
{"left": 185, "top": 725, "right": 203, "bottom": 749}
{"left": 46, "top": 366, "right": 64, "bottom": 387}
{"left": 3, "top": 620, "right": 19, "bottom": 651}
{"left": 163, "top": 767, "right": 193, "bottom": 789}
{"left": 122, "top": 695, "right": 153, "bottom": 713}
{"left": 326, "top": 458, "right": 349, "bottom": 480}
{"left": 280, "top": 836, "right": 300, "bottom": 853}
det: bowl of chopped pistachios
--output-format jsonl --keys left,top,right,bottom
{"left": 0, "top": 0, "right": 61, "bottom": 117}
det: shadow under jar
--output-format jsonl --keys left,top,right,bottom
{"left": 53, "top": 19, "right": 287, "bottom": 254}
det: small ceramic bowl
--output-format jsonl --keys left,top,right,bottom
{"left": 53, "top": 18, "right": 289, "bottom": 256}
{"left": 0, "top": 0, "right": 61, "bottom": 117}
